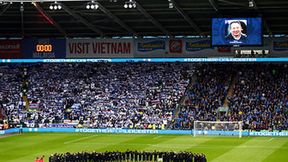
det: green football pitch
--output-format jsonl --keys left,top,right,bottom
{"left": 0, "top": 133, "right": 287, "bottom": 162}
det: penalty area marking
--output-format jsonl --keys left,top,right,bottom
{"left": 153, "top": 136, "right": 162, "bottom": 140}
{"left": 268, "top": 138, "right": 274, "bottom": 142}
{"left": 64, "top": 134, "right": 98, "bottom": 144}
{"left": 0, "top": 133, "right": 20, "bottom": 139}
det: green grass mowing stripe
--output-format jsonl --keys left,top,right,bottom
{"left": 18, "top": 133, "right": 103, "bottom": 162}
{"left": 94, "top": 135, "right": 215, "bottom": 153}
{"left": 145, "top": 135, "right": 215, "bottom": 151}
{"left": 0, "top": 133, "right": 113, "bottom": 162}
{"left": 0, "top": 133, "right": 82, "bottom": 162}
{"left": 210, "top": 137, "right": 288, "bottom": 162}
{"left": 0, "top": 134, "right": 43, "bottom": 162}
{"left": 183, "top": 136, "right": 249, "bottom": 161}
{"left": 94, "top": 134, "right": 175, "bottom": 152}
{"left": 93, "top": 134, "right": 167, "bottom": 152}
{"left": 0, "top": 134, "right": 201, "bottom": 162}
{"left": 262, "top": 137, "right": 288, "bottom": 162}
{"left": 57, "top": 134, "right": 151, "bottom": 153}
{"left": 3, "top": 133, "right": 107, "bottom": 162}
{"left": 63, "top": 134, "right": 98, "bottom": 144}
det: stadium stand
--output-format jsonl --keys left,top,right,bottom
{"left": 175, "top": 64, "right": 233, "bottom": 129}
{"left": 0, "top": 63, "right": 287, "bottom": 131}
{"left": 0, "top": 65, "right": 22, "bottom": 126}
{"left": 177, "top": 63, "right": 288, "bottom": 131}
{"left": 227, "top": 64, "right": 288, "bottom": 131}
{"left": 7, "top": 63, "right": 190, "bottom": 129}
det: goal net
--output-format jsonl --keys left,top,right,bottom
{"left": 193, "top": 121, "right": 243, "bottom": 138}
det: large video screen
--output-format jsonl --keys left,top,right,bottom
{"left": 212, "top": 17, "right": 262, "bottom": 46}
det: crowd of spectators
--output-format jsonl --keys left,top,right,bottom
{"left": 176, "top": 64, "right": 287, "bottom": 131}
{"left": 0, "top": 63, "right": 287, "bottom": 131}
{"left": 49, "top": 150, "right": 206, "bottom": 162}
{"left": 174, "top": 64, "right": 233, "bottom": 129}
{"left": 0, "top": 65, "right": 23, "bottom": 128}
{"left": 228, "top": 64, "right": 288, "bottom": 131}
{"left": 16, "top": 63, "right": 190, "bottom": 129}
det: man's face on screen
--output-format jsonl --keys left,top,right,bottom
{"left": 230, "top": 22, "right": 242, "bottom": 37}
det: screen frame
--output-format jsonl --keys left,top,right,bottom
{"left": 211, "top": 17, "right": 263, "bottom": 47}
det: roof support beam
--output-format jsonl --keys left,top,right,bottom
{"left": 0, "top": 3, "right": 10, "bottom": 16}
{"left": 135, "top": 0, "right": 170, "bottom": 36}
{"left": 1, "top": 0, "right": 91, "bottom": 2}
{"left": 97, "top": 3, "right": 137, "bottom": 36}
{"left": 32, "top": 2, "right": 67, "bottom": 37}
{"left": 209, "top": 0, "right": 219, "bottom": 12}
{"left": 250, "top": 0, "right": 272, "bottom": 35}
{"left": 218, "top": 0, "right": 247, "bottom": 7}
{"left": 20, "top": 3, "right": 24, "bottom": 37}
{"left": 61, "top": 3, "right": 104, "bottom": 37}
{"left": 171, "top": 0, "right": 203, "bottom": 35}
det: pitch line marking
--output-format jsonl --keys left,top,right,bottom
{"left": 64, "top": 135, "right": 98, "bottom": 144}
{"left": 268, "top": 138, "right": 274, "bottom": 142}
{"left": 0, "top": 134, "right": 20, "bottom": 139}
{"left": 153, "top": 136, "right": 162, "bottom": 139}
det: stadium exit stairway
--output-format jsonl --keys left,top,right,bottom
{"left": 21, "top": 67, "right": 30, "bottom": 110}
{"left": 223, "top": 73, "right": 238, "bottom": 107}
{"left": 174, "top": 74, "right": 197, "bottom": 119}
{"left": 0, "top": 107, "right": 6, "bottom": 120}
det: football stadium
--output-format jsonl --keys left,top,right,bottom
{"left": 0, "top": 0, "right": 288, "bottom": 162}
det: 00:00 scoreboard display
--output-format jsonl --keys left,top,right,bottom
{"left": 36, "top": 44, "right": 53, "bottom": 52}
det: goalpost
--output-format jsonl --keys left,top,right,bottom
{"left": 193, "top": 121, "right": 243, "bottom": 138}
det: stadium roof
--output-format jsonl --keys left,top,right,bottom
{"left": 0, "top": 0, "right": 287, "bottom": 38}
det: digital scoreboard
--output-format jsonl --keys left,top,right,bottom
{"left": 234, "top": 49, "right": 270, "bottom": 57}
{"left": 36, "top": 44, "right": 53, "bottom": 52}
{"left": 212, "top": 17, "right": 262, "bottom": 46}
